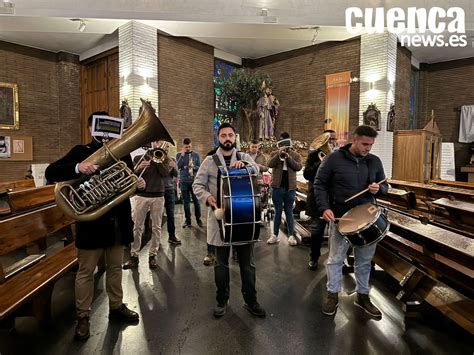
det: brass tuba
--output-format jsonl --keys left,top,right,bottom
{"left": 55, "top": 98, "right": 174, "bottom": 222}
{"left": 310, "top": 132, "right": 333, "bottom": 161}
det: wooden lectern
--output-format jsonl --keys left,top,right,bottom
{"left": 392, "top": 116, "right": 442, "bottom": 183}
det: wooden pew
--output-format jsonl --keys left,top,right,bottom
{"left": 0, "top": 179, "right": 35, "bottom": 193}
{"left": 0, "top": 179, "right": 36, "bottom": 216}
{"left": 0, "top": 186, "right": 77, "bottom": 325}
{"left": 375, "top": 210, "right": 474, "bottom": 334}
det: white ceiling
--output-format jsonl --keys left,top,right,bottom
{"left": 0, "top": 0, "right": 473, "bottom": 62}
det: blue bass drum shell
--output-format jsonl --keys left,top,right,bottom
{"left": 218, "top": 165, "right": 261, "bottom": 245}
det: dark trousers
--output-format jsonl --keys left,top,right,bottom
{"left": 310, "top": 218, "right": 326, "bottom": 261}
{"left": 180, "top": 180, "right": 201, "bottom": 224}
{"left": 164, "top": 189, "right": 176, "bottom": 237}
{"left": 214, "top": 243, "right": 257, "bottom": 306}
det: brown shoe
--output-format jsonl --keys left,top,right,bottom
{"left": 168, "top": 235, "right": 182, "bottom": 245}
{"left": 74, "top": 315, "right": 90, "bottom": 340}
{"left": 321, "top": 291, "right": 339, "bottom": 316}
{"left": 203, "top": 253, "right": 215, "bottom": 266}
{"left": 149, "top": 255, "right": 158, "bottom": 269}
{"left": 109, "top": 304, "right": 139, "bottom": 322}
{"left": 122, "top": 256, "right": 139, "bottom": 269}
{"left": 354, "top": 293, "right": 382, "bottom": 318}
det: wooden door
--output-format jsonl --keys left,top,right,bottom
{"left": 80, "top": 49, "right": 119, "bottom": 143}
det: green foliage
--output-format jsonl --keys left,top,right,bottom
{"left": 220, "top": 68, "right": 272, "bottom": 108}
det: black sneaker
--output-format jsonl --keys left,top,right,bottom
{"left": 308, "top": 259, "right": 318, "bottom": 271}
{"left": 149, "top": 256, "right": 158, "bottom": 269}
{"left": 197, "top": 219, "right": 204, "bottom": 227}
{"left": 168, "top": 235, "right": 182, "bottom": 245}
{"left": 122, "top": 256, "right": 139, "bottom": 269}
{"left": 214, "top": 301, "right": 228, "bottom": 317}
{"left": 354, "top": 293, "right": 382, "bottom": 318}
{"left": 182, "top": 222, "right": 191, "bottom": 228}
{"left": 243, "top": 302, "right": 266, "bottom": 317}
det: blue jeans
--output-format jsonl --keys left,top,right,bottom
{"left": 310, "top": 218, "right": 326, "bottom": 261}
{"left": 272, "top": 187, "right": 296, "bottom": 236}
{"left": 180, "top": 180, "right": 201, "bottom": 224}
{"left": 164, "top": 189, "right": 176, "bottom": 237}
{"left": 326, "top": 224, "right": 376, "bottom": 294}
{"left": 214, "top": 243, "right": 256, "bottom": 306}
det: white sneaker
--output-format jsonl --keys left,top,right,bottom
{"left": 288, "top": 235, "right": 297, "bottom": 246}
{"left": 267, "top": 235, "right": 280, "bottom": 244}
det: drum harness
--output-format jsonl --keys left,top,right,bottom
{"left": 211, "top": 152, "right": 243, "bottom": 242}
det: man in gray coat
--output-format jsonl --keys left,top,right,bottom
{"left": 193, "top": 123, "right": 266, "bottom": 318}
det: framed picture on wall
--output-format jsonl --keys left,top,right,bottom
{"left": 0, "top": 82, "right": 20, "bottom": 130}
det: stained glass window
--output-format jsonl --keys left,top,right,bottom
{"left": 213, "top": 59, "right": 239, "bottom": 146}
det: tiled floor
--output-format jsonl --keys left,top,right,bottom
{"left": 0, "top": 208, "right": 472, "bottom": 354}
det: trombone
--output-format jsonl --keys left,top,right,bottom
{"left": 134, "top": 142, "right": 169, "bottom": 178}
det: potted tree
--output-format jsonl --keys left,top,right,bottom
{"left": 220, "top": 68, "right": 273, "bottom": 141}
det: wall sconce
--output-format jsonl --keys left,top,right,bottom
{"left": 144, "top": 77, "right": 149, "bottom": 86}
{"left": 369, "top": 81, "right": 374, "bottom": 90}
{"left": 350, "top": 76, "right": 359, "bottom": 83}
{"left": 120, "top": 76, "right": 127, "bottom": 86}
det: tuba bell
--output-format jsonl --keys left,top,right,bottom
{"left": 310, "top": 132, "right": 333, "bottom": 161}
{"left": 54, "top": 98, "right": 174, "bottom": 222}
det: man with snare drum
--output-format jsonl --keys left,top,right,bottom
{"left": 193, "top": 122, "right": 266, "bottom": 318}
{"left": 314, "top": 125, "right": 388, "bottom": 318}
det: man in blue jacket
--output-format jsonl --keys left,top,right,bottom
{"left": 315, "top": 125, "right": 388, "bottom": 318}
{"left": 176, "top": 138, "right": 203, "bottom": 228}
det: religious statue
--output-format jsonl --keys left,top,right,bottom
{"left": 387, "top": 103, "right": 395, "bottom": 132}
{"left": 257, "top": 83, "right": 279, "bottom": 140}
{"left": 363, "top": 103, "right": 381, "bottom": 131}
{"left": 119, "top": 98, "right": 132, "bottom": 128}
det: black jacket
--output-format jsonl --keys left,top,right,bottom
{"left": 45, "top": 139, "right": 134, "bottom": 249}
{"left": 314, "top": 144, "right": 388, "bottom": 218}
{"left": 303, "top": 149, "right": 323, "bottom": 218}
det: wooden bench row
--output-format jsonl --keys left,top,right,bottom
{"left": 0, "top": 181, "right": 77, "bottom": 325}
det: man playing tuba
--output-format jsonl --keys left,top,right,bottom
{"left": 45, "top": 112, "right": 144, "bottom": 341}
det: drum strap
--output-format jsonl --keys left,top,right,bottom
{"left": 212, "top": 153, "right": 225, "bottom": 242}
{"left": 211, "top": 152, "right": 242, "bottom": 243}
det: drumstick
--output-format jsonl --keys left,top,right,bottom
{"left": 344, "top": 178, "right": 388, "bottom": 203}
{"left": 319, "top": 217, "right": 342, "bottom": 220}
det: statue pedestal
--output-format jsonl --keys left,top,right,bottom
{"left": 460, "top": 165, "right": 474, "bottom": 182}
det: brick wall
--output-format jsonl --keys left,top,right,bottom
{"left": 158, "top": 35, "right": 215, "bottom": 157}
{"left": 0, "top": 43, "right": 80, "bottom": 182}
{"left": 418, "top": 58, "right": 474, "bottom": 180}
{"left": 250, "top": 38, "right": 361, "bottom": 143}
{"left": 395, "top": 45, "right": 411, "bottom": 130}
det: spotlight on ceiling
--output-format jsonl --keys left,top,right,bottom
{"left": 79, "top": 20, "right": 86, "bottom": 32}
{"left": 70, "top": 18, "right": 86, "bottom": 32}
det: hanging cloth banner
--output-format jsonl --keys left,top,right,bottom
{"left": 325, "top": 71, "right": 351, "bottom": 146}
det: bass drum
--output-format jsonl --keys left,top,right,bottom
{"left": 218, "top": 165, "right": 261, "bottom": 245}
{"left": 337, "top": 203, "right": 389, "bottom": 247}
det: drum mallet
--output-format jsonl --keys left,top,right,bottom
{"left": 211, "top": 204, "right": 224, "bottom": 221}
{"left": 344, "top": 178, "right": 387, "bottom": 203}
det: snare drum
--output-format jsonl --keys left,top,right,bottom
{"left": 337, "top": 203, "right": 389, "bottom": 247}
{"left": 217, "top": 165, "right": 261, "bottom": 245}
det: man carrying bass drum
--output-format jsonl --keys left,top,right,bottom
{"left": 193, "top": 122, "right": 266, "bottom": 319}
{"left": 314, "top": 125, "right": 388, "bottom": 318}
